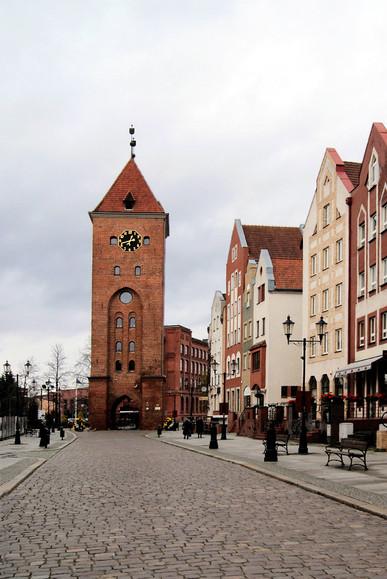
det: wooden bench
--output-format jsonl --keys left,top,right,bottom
{"left": 325, "top": 439, "right": 368, "bottom": 471}
{"left": 263, "top": 433, "right": 290, "bottom": 455}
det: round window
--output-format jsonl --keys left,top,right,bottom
{"left": 120, "top": 291, "right": 133, "bottom": 304}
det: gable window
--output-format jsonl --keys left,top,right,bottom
{"left": 323, "top": 247, "right": 329, "bottom": 270}
{"left": 124, "top": 191, "right": 135, "bottom": 210}
{"left": 323, "top": 204, "right": 330, "bottom": 227}
{"left": 358, "top": 222, "right": 365, "bottom": 247}
{"left": 370, "top": 214, "right": 377, "bottom": 239}
{"left": 336, "top": 239, "right": 343, "bottom": 263}
{"left": 370, "top": 154, "right": 378, "bottom": 187}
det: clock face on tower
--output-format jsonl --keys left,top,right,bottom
{"left": 118, "top": 230, "right": 142, "bottom": 252}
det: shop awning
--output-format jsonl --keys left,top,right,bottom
{"left": 335, "top": 355, "right": 382, "bottom": 378}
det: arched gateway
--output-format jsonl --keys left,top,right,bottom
{"left": 110, "top": 395, "right": 139, "bottom": 430}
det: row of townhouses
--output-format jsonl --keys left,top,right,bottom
{"left": 208, "top": 122, "right": 387, "bottom": 437}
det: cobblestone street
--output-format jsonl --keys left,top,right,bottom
{"left": 1, "top": 430, "right": 387, "bottom": 579}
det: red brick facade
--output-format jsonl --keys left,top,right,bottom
{"left": 88, "top": 158, "right": 169, "bottom": 430}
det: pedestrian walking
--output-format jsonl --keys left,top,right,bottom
{"left": 196, "top": 417, "right": 204, "bottom": 438}
{"left": 183, "top": 418, "right": 191, "bottom": 439}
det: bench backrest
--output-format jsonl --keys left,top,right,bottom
{"left": 276, "top": 434, "right": 289, "bottom": 442}
{"left": 341, "top": 439, "right": 367, "bottom": 451}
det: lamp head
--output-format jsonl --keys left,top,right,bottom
{"left": 282, "top": 315, "right": 295, "bottom": 343}
{"left": 316, "top": 316, "right": 327, "bottom": 343}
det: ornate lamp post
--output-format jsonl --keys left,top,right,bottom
{"left": 3, "top": 360, "right": 32, "bottom": 444}
{"left": 282, "top": 315, "right": 327, "bottom": 455}
{"left": 42, "top": 379, "right": 53, "bottom": 429}
{"left": 211, "top": 359, "right": 237, "bottom": 440}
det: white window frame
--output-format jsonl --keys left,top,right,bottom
{"left": 311, "top": 254, "right": 317, "bottom": 276}
{"left": 370, "top": 214, "right": 377, "bottom": 239}
{"left": 383, "top": 258, "right": 387, "bottom": 285}
{"left": 359, "top": 272, "right": 365, "bottom": 297}
{"left": 322, "top": 332, "right": 329, "bottom": 355}
{"left": 323, "top": 289, "right": 329, "bottom": 311}
{"left": 336, "top": 239, "right": 343, "bottom": 263}
{"left": 323, "top": 204, "right": 330, "bottom": 227}
{"left": 370, "top": 265, "right": 377, "bottom": 292}
{"left": 370, "top": 154, "right": 378, "bottom": 187}
{"left": 382, "top": 205, "right": 387, "bottom": 231}
{"left": 358, "top": 321, "right": 365, "bottom": 347}
{"left": 335, "top": 328, "right": 342, "bottom": 352}
{"left": 310, "top": 294, "right": 316, "bottom": 316}
{"left": 382, "top": 312, "right": 387, "bottom": 339}
{"left": 358, "top": 222, "right": 365, "bottom": 247}
{"left": 336, "top": 283, "right": 342, "bottom": 307}
{"left": 323, "top": 247, "right": 329, "bottom": 270}
{"left": 310, "top": 338, "right": 316, "bottom": 358}
{"left": 369, "top": 317, "right": 376, "bottom": 344}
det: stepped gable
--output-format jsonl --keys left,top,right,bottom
{"left": 93, "top": 158, "right": 165, "bottom": 214}
{"left": 343, "top": 161, "right": 361, "bottom": 188}
{"left": 242, "top": 225, "right": 302, "bottom": 260}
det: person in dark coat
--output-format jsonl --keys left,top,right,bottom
{"left": 183, "top": 419, "right": 191, "bottom": 439}
{"left": 196, "top": 417, "right": 204, "bottom": 438}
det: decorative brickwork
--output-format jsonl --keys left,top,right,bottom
{"left": 88, "top": 158, "right": 169, "bottom": 430}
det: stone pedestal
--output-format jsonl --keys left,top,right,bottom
{"left": 376, "top": 430, "right": 387, "bottom": 451}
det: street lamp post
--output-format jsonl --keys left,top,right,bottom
{"left": 168, "top": 388, "right": 178, "bottom": 430}
{"left": 282, "top": 315, "right": 327, "bottom": 455}
{"left": 42, "top": 379, "right": 52, "bottom": 429}
{"left": 211, "top": 359, "right": 236, "bottom": 441}
{"left": 3, "top": 360, "right": 32, "bottom": 444}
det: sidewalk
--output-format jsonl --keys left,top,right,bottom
{"left": 151, "top": 430, "right": 387, "bottom": 519}
{"left": 0, "top": 429, "right": 77, "bottom": 498}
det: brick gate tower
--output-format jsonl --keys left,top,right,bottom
{"left": 88, "top": 147, "right": 169, "bottom": 430}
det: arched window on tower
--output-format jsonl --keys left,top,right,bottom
{"left": 114, "top": 266, "right": 120, "bottom": 276}
{"left": 115, "top": 360, "right": 122, "bottom": 371}
{"left": 135, "top": 266, "right": 141, "bottom": 276}
{"left": 116, "top": 317, "right": 123, "bottom": 328}
{"left": 116, "top": 341, "right": 122, "bottom": 352}
{"left": 129, "top": 341, "right": 135, "bottom": 352}
{"left": 143, "top": 236, "right": 150, "bottom": 245}
{"left": 129, "top": 360, "right": 135, "bottom": 372}
{"left": 129, "top": 317, "right": 136, "bottom": 328}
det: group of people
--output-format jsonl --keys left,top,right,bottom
{"left": 182, "top": 416, "right": 204, "bottom": 439}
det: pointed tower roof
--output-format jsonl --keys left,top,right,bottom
{"left": 92, "top": 158, "right": 165, "bottom": 214}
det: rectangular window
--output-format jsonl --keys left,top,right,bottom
{"left": 335, "top": 328, "right": 342, "bottom": 352}
{"left": 256, "top": 321, "right": 259, "bottom": 337}
{"left": 323, "top": 289, "right": 329, "bottom": 311}
{"left": 246, "top": 291, "right": 250, "bottom": 308}
{"left": 252, "top": 351, "right": 260, "bottom": 371}
{"left": 290, "top": 386, "right": 298, "bottom": 398}
{"left": 244, "top": 323, "right": 247, "bottom": 339}
{"left": 358, "top": 222, "right": 365, "bottom": 247}
{"left": 369, "top": 317, "right": 376, "bottom": 343}
{"left": 370, "top": 214, "right": 377, "bottom": 239}
{"left": 383, "top": 205, "right": 387, "bottom": 231}
{"left": 336, "top": 283, "right": 342, "bottom": 307}
{"left": 359, "top": 272, "right": 365, "bottom": 297}
{"left": 310, "top": 338, "right": 316, "bottom": 358}
{"left": 262, "top": 318, "right": 265, "bottom": 335}
{"left": 323, "top": 204, "right": 330, "bottom": 227}
{"left": 310, "top": 294, "right": 316, "bottom": 316}
{"left": 336, "top": 239, "right": 343, "bottom": 263}
{"left": 311, "top": 254, "right": 317, "bottom": 276}
{"left": 323, "top": 247, "right": 329, "bottom": 270}
{"left": 382, "top": 312, "right": 387, "bottom": 339}
{"left": 248, "top": 320, "right": 252, "bottom": 337}
{"left": 383, "top": 258, "right": 387, "bottom": 285}
{"left": 358, "top": 321, "right": 365, "bottom": 347}
{"left": 370, "top": 265, "right": 377, "bottom": 291}
{"left": 322, "top": 332, "right": 328, "bottom": 355}
{"left": 281, "top": 386, "right": 287, "bottom": 398}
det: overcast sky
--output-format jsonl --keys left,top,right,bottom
{"left": 1, "top": 0, "right": 387, "bottom": 382}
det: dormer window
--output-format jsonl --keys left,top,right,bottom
{"left": 123, "top": 191, "right": 135, "bottom": 210}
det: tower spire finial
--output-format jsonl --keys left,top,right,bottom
{"left": 129, "top": 125, "right": 136, "bottom": 159}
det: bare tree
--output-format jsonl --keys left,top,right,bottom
{"left": 47, "top": 343, "right": 69, "bottom": 428}
{"left": 74, "top": 336, "right": 91, "bottom": 384}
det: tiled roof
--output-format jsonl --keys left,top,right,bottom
{"left": 272, "top": 257, "right": 303, "bottom": 290}
{"left": 92, "top": 158, "right": 165, "bottom": 213}
{"left": 343, "top": 162, "right": 361, "bottom": 188}
{"left": 242, "top": 225, "right": 302, "bottom": 261}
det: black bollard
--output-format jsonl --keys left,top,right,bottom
{"left": 209, "top": 424, "right": 218, "bottom": 449}
{"left": 264, "top": 421, "right": 278, "bottom": 462}
{"left": 157, "top": 424, "right": 162, "bottom": 437}
{"left": 60, "top": 427, "right": 65, "bottom": 440}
